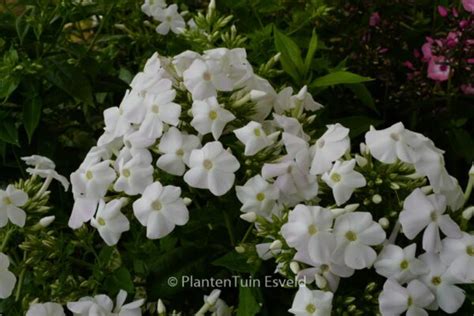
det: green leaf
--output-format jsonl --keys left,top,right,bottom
{"left": 311, "top": 71, "right": 373, "bottom": 88}
{"left": 304, "top": 29, "right": 318, "bottom": 75}
{"left": 104, "top": 266, "right": 134, "bottom": 294}
{"left": 23, "top": 97, "right": 42, "bottom": 143}
{"left": 449, "top": 128, "right": 474, "bottom": 162}
{"left": 273, "top": 27, "right": 304, "bottom": 83}
{"left": 237, "top": 286, "right": 261, "bottom": 316}
{"left": 213, "top": 251, "right": 259, "bottom": 274}
{"left": 0, "top": 121, "right": 19, "bottom": 146}
{"left": 347, "top": 83, "right": 379, "bottom": 114}
{"left": 15, "top": 8, "right": 31, "bottom": 44}
{"left": 43, "top": 59, "right": 94, "bottom": 106}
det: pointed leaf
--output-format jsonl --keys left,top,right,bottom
{"left": 311, "top": 71, "right": 373, "bottom": 88}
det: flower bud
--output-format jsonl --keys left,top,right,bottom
{"left": 273, "top": 52, "right": 281, "bottom": 62}
{"left": 420, "top": 185, "right": 433, "bottom": 194}
{"left": 360, "top": 142, "right": 369, "bottom": 155}
{"left": 390, "top": 182, "right": 400, "bottom": 190}
{"left": 462, "top": 206, "right": 474, "bottom": 220}
{"left": 378, "top": 217, "right": 389, "bottom": 229}
{"left": 157, "top": 299, "right": 166, "bottom": 315}
{"left": 240, "top": 212, "right": 257, "bottom": 223}
{"left": 355, "top": 154, "right": 368, "bottom": 167}
{"left": 206, "top": 289, "right": 221, "bottom": 306}
{"left": 235, "top": 245, "right": 245, "bottom": 253}
{"left": 372, "top": 194, "right": 382, "bottom": 204}
{"left": 269, "top": 240, "right": 282, "bottom": 251}
{"left": 344, "top": 203, "right": 360, "bottom": 212}
{"left": 39, "top": 215, "right": 55, "bottom": 227}
{"left": 289, "top": 261, "right": 300, "bottom": 274}
{"left": 250, "top": 90, "right": 267, "bottom": 102}
{"left": 183, "top": 197, "right": 192, "bottom": 206}
{"left": 469, "top": 164, "right": 474, "bottom": 176}
{"left": 315, "top": 274, "right": 327, "bottom": 289}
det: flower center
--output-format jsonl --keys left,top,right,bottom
{"left": 400, "top": 260, "right": 409, "bottom": 270}
{"left": 203, "top": 72, "right": 211, "bottom": 81}
{"left": 430, "top": 211, "right": 438, "bottom": 222}
{"left": 122, "top": 168, "right": 131, "bottom": 178}
{"left": 431, "top": 276, "right": 442, "bottom": 286}
{"left": 308, "top": 224, "right": 318, "bottom": 235}
{"left": 256, "top": 192, "right": 265, "bottom": 201}
{"left": 152, "top": 104, "right": 159, "bottom": 114}
{"left": 253, "top": 128, "right": 261, "bottom": 137}
{"left": 86, "top": 170, "right": 93, "bottom": 180}
{"left": 320, "top": 264, "right": 329, "bottom": 273}
{"left": 318, "top": 139, "right": 325, "bottom": 148}
{"left": 209, "top": 110, "right": 218, "bottom": 120}
{"left": 2, "top": 196, "right": 12, "bottom": 205}
{"left": 330, "top": 172, "right": 341, "bottom": 183}
{"left": 305, "top": 304, "right": 316, "bottom": 314}
{"left": 390, "top": 133, "right": 400, "bottom": 141}
{"left": 203, "top": 159, "right": 213, "bottom": 170}
{"left": 97, "top": 217, "right": 106, "bottom": 226}
{"left": 166, "top": 15, "right": 173, "bottom": 22}
{"left": 466, "top": 245, "right": 474, "bottom": 256}
{"left": 345, "top": 231, "right": 357, "bottom": 241}
{"left": 152, "top": 200, "right": 162, "bottom": 211}
{"left": 176, "top": 149, "right": 185, "bottom": 156}
{"left": 407, "top": 296, "right": 413, "bottom": 307}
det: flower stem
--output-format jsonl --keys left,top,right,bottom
{"left": 221, "top": 209, "right": 235, "bottom": 246}
{"left": 386, "top": 221, "right": 401, "bottom": 245}
{"left": 0, "top": 228, "right": 14, "bottom": 253}
{"left": 463, "top": 176, "right": 473, "bottom": 207}
{"left": 14, "top": 252, "right": 27, "bottom": 302}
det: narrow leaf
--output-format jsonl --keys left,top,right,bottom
{"left": 304, "top": 29, "right": 318, "bottom": 75}
{"left": 23, "top": 97, "right": 42, "bottom": 143}
{"left": 311, "top": 71, "right": 373, "bottom": 88}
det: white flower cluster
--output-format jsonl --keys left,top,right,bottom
{"left": 141, "top": 0, "right": 187, "bottom": 35}
{"left": 241, "top": 121, "right": 470, "bottom": 315}
{"left": 69, "top": 47, "right": 320, "bottom": 248}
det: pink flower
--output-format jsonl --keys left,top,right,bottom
{"left": 461, "top": 84, "right": 474, "bottom": 95}
{"left": 427, "top": 56, "right": 451, "bottom": 81}
{"left": 369, "top": 12, "right": 381, "bottom": 26}
{"left": 438, "top": 6, "right": 448, "bottom": 17}
{"left": 446, "top": 32, "right": 459, "bottom": 48}
{"left": 421, "top": 42, "right": 432, "bottom": 60}
{"left": 462, "top": 0, "right": 474, "bottom": 13}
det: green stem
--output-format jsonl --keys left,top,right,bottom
{"left": 240, "top": 225, "right": 254, "bottom": 244}
{"left": 0, "top": 228, "right": 15, "bottom": 253}
{"left": 14, "top": 252, "right": 27, "bottom": 302}
{"left": 222, "top": 210, "right": 235, "bottom": 246}
{"left": 463, "top": 176, "right": 473, "bottom": 208}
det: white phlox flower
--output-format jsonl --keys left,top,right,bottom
{"left": 374, "top": 244, "right": 427, "bottom": 283}
{"left": 0, "top": 184, "right": 28, "bottom": 228}
{"left": 310, "top": 123, "right": 350, "bottom": 175}
{"left": 0, "top": 253, "right": 16, "bottom": 299}
{"left": 91, "top": 198, "right": 130, "bottom": 246}
{"left": 67, "top": 290, "right": 144, "bottom": 316}
{"left": 21, "top": 155, "right": 55, "bottom": 169}
{"left": 26, "top": 303, "right": 65, "bottom": 316}
{"left": 440, "top": 232, "right": 474, "bottom": 282}
{"left": 154, "top": 4, "right": 186, "bottom": 35}
{"left": 114, "top": 155, "right": 154, "bottom": 195}
{"left": 191, "top": 97, "right": 235, "bottom": 140}
{"left": 184, "top": 141, "right": 240, "bottom": 196}
{"left": 234, "top": 121, "right": 278, "bottom": 156}
{"left": 235, "top": 175, "right": 279, "bottom": 218}
{"left": 288, "top": 286, "right": 333, "bottom": 316}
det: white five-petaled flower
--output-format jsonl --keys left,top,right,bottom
{"left": 190, "top": 97, "right": 235, "bottom": 140}
{"left": 310, "top": 123, "right": 350, "bottom": 175}
{"left": 288, "top": 286, "right": 333, "bottom": 316}
{"left": 0, "top": 184, "right": 28, "bottom": 228}
{"left": 154, "top": 4, "right": 186, "bottom": 35}
{"left": 419, "top": 252, "right": 466, "bottom": 314}
{"left": 281, "top": 205, "right": 334, "bottom": 260}
{"left": 26, "top": 168, "right": 70, "bottom": 192}
{"left": 184, "top": 141, "right": 240, "bottom": 196}
{"left": 69, "top": 160, "right": 116, "bottom": 229}
{"left": 0, "top": 252, "right": 16, "bottom": 299}
{"left": 235, "top": 175, "right": 279, "bottom": 218}
{"left": 91, "top": 199, "right": 130, "bottom": 246}
{"left": 141, "top": 0, "right": 166, "bottom": 17}
{"left": 67, "top": 290, "right": 144, "bottom": 316}
{"left": 133, "top": 182, "right": 189, "bottom": 239}
{"left": 157, "top": 127, "right": 201, "bottom": 176}
{"left": 183, "top": 59, "right": 231, "bottom": 100}
{"left": 365, "top": 122, "right": 427, "bottom": 164}
{"left": 136, "top": 89, "right": 181, "bottom": 140}
{"left": 234, "top": 121, "right": 277, "bottom": 156}
{"left": 26, "top": 302, "right": 65, "bottom": 316}
{"left": 399, "top": 188, "right": 461, "bottom": 253}
{"left": 332, "top": 212, "right": 386, "bottom": 270}
{"left": 114, "top": 156, "right": 154, "bottom": 195}
{"left": 379, "top": 279, "right": 434, "bottom": 316}
{"left": 440, "top": 232, "right": 474, "bottom": 282}
{"left": 374, "top": 244, "right": 427, "bottom": 283}
{"left": 322, "top": 159, "right": 366, "bottom": 206}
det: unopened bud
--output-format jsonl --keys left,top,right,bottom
{"left": 372, "top": 194, "right": 382, "bottom": 204}
{"left": 306, "top": 114, "right": 317, "bottom": 125}
{"left": 206, "top": 289, "right": 221, "bottom": 306}
{"left": 290, "top": 261, "right": 300, "bottom": 274}
{"left": 378, "top": 217, "right": 389, "bottom": 229}
{"left": 235, "top": 245, "right": 245, "bottom": 253}
{"left": 157, "top": 299, "right": 166, "bottom": 314}
{"left": 360, "top": 142, "right": 369, "bottom": 155}
{"left": 296, "top": 86, "right": 307, "bottom": 101}
{"left": 390, "top": 182, "right": 400, "bottom": 190}
{"left": 420, "top": 185, "right": 433, "bottom": 194}
{"left": 469, "top": 164, "right": 474, "bottom": 177}
{"left": 273, "top": 52, "right": 281, "bottom": 62}
{"left": 240, "top": 212, "right": 257, "bottom": 223}
{"left": 250, "top": 90, "right": 267, "bottom": 102}
{"left": 39, "top": 216, "right": 55, "bottom": 227}
{"left": 462, "top": 206, "right": 474, "bottom": 220}
{"left": 269, "top": 240, "right": 282, "bottom": 251}
{"left": 183, "top": 197, "right": 192, "bottom": 206}
{"left": 344, "top": 203, "right": 360, "bottom": 212}
{"left": 355, "top": 154, "right": 368, "bottom": 167}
